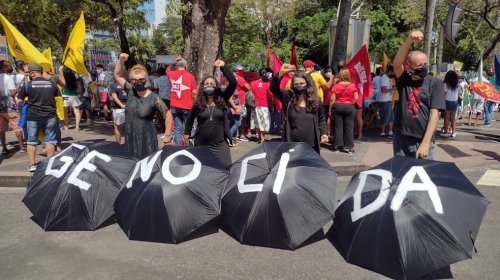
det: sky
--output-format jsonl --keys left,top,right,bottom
{"left": 144, "top": 2, "right": 154, "bottom": 23}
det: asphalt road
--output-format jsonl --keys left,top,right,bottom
{"left": 1, "top": 165, "right": 499, "bottom": 280}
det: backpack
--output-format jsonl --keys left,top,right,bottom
{"left": 245, "top": 90, "right": 256, "bottom": 109}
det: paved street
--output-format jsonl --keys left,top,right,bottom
{"left": 1, "top": 117, "right": 499, "bottom": 279}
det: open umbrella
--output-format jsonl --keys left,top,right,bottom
{"left": 331, "top": 156, "right": 489, "bottom": 280}
{"left": 222, "top": 142, "right": 337, "bottom": 250}
{"left": 114, "top": 146, "right": 228, "bottom": 244}
{"left": 22, "top": 142, "right": 137, "bottom": 231}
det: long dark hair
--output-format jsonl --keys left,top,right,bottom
{"left": 63, "top": 67, "right": 78, "bottom": 91}
{"left": 444, "top": 70, "right": 459, "bottom": 90}
{"left": 196, "top": 76, "right": 226, "bottom": 111}
{"left": 291, "top": 71, "right": 319, "bottom": 113}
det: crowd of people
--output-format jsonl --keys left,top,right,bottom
{"left": 0, "top": 30, "right": 498, "bottom": 172}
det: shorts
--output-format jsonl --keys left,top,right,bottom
{"left": 470, "top": 99, "right": 484, "bottom": 114}
{"left": 445, "top": 100, "right": 458, "bottom": 112}
{"left": 27, "top": 117, "right": 58, "bottom": 145}
{"left": 113, "top": 109, "right": 126, "bottom": 125}
{"left": 79, "top": 96, "right": 91, "bottom": 110}
{"left": 63, "top": 96, "right": 82, "bottom": 107}
{"left": 378, "top": 101, "right": 393, "bottom": 125}
{"left": 98, "top": 91, "right": 109, "bottom": 103}
{"left": 0, "top": 112, "right": 22, "bottom": 132}
{"left": 251, "top": 106, "right": 270, "bottom": 132}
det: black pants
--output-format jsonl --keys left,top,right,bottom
{"left": 333, "top": 103, "right": 355, "bottom": 148}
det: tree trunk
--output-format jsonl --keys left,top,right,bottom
{"left": 332, "top": 0, "right": 352, "bottom": 65}
{"left": 424, "top": 0, "right": 436, "bottom": 63}
{"left": 436, "top": 25, "right": 444, "bottom": 76}
{"left": 182, "top": 0, "right": 231, "bottom": 82}
{"left": 482, "top": 31, "right": 500, "bottom": 61}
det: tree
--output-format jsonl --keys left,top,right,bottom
{"left": 152, "top": 15, "right": 184, "bottom": 55}
{"left": 181, "top": 0, "right": 232, "bottom": 81}
{"left": 332, "top": 0, "right": 352, "bottom": 65}
{"left": 128, "top": 33, "right": 155, "bottom": 63}
{"left": 424, "top": 0, "right": 437, "bottom": 62}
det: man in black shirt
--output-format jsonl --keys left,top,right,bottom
{"left": 392, "top": 31, "right": 445, "bottom": 159}
{"left": 17, "top": 63, "right": 61, "bottom": 172}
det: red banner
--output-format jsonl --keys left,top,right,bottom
{"left": 290, "top": 42, "right": 298, "bottom": 68}
{"left": 272, "top": 52, "right": 291, "bottom": 89}
{"left": 470, "top": 81, "right": 500, "bottom": 102}
{"left": 344, "top": 45, "right": 372, "bottom": 107}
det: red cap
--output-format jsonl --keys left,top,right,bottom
{"left": 303, "top": 60, "right": 316, "bottom": 68}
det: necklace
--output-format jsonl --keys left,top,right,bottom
{"left": 207, "top": 103, "right": 215, "bottom": 121}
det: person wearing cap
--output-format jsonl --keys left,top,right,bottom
{"left": 16, "top": 63, "right": 61, "bottom": 172}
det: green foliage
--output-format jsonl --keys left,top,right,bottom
{"left": 152, "top": 15, "right": 184, "bottom": 55}
{"left": 127, "top": 33, "right": 155, "bottom": 63}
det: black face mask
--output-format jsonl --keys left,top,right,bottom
{"left": 133, "top": 81, "right": 147, "bottom": 92}
{"left": 408, "top": 65, "right": 428, "bottom": 79}
{"left": 203, "top": 85, "right": 216, "bottom": 96}
{"left": 292, "top": 85, "right": 308, "bottom": 95}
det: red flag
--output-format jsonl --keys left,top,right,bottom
{"left": 272, "top": 52, "right": 291, "bottom": 89}
{"left": 290, "top": 42, "right": 298, "bottom": 68}
{"left": 344, "top": 45, "right": 372, "bottom": 107}
{"left": 470, "top": 81, "right": 500, "bottom": 102}
{"left": 266, "top": 36, "right": 271, "bottom": 68}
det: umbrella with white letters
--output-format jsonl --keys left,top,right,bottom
{"left": 114, "top": 146, "right": 228, "bottom": 244}
{"left": 330, "top": 156, "right": 489, "bottom": 280}
{"left": 22, "top": 142, "right": 137, "bottom": 231}
{"left": 222, "top": 142, "right": 337, "bottom": 250}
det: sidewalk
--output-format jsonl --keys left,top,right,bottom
{"left": 1, "top": 116, "right": 499, "bottom": 187}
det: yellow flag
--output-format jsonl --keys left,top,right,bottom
{"left": 63, "top": 12, "right": 88, "bottom": 76}
{"left": 42, "top": 48, "right": 54, "bottom": 72}
{"left": 381, "top": 52, "right": 389, "bottom": 72}
{"left": 0, "top": 13, "right": 51, "bottom": 71}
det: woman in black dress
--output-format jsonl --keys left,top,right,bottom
{"left": 184, "top": 60, "right": 237, "bottom": 168}
{"left": 114, "top": 53, "right": 173, "bottom": 159}
{"left": 269, "top": 63, "right": 329, "bottom": 154}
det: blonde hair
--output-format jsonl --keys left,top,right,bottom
{"left": 339, "top": 69, "right": 351, "bottom": 82}
{"left": 129, "top": 64, "right": 148, "bottom": 78}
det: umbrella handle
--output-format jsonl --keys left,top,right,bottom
{"left": 470, "top": 231, "right": 478, "bottom": 254}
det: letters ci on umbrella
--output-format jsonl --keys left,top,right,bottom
{"left": 331, "top": 156, "right": 489, "bottom": 280}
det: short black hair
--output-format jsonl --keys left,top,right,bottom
{"left": 15, "top": 60, "right": 26, "bottom": 70}
{"left": 96, "top": 64, "right": 104, "bottom": 68}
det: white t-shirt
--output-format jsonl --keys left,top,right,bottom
{"left": 96, "top": 72, "right": 107, "bottom": 94}
{"left": 83, "top": 75, "right": 92, "bottom": 97}
{"left": 0, "top": 73, "right": 16, "bottom": 97}
{"left": 378, "top": 74, "right": 392, "bottom": 102}
{"left": 372, "top": 76, "right": 381, "bottom": 100}
{"left": 444, "top": 85, "right": 459, "bottom": 101}
{"left": 15, "top": 73, "right": 25, "bottom": 87}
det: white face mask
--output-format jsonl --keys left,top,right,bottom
{"left": 96, "top": 69, "right": 103, "bottom": 74}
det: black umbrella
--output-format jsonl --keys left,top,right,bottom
{"left": 23, "top": 142, "right": 137, "bottom": 231}
{"left": 115, "top": 146, "right": 228, "bottom": 244}
{"left": 331, "top": 156, "right": 489, "bottom": 280}
{"left": 222, "top": 142, "right": 337, "bottom": 250}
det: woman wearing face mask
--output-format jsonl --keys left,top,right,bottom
{"left": 183, "top": 60, "right": 237, "bottom": 168}
{"left": 114, "top": 53, "right": 172, "bottom": 159}
{"left": 270, "top": 64, "right": 329, "bottom": 154}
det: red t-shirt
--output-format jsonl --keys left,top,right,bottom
{"left": 331, "top": 82, "right": 357, "bottom": 104}
{"left": 167, "top": 69, "right": 197, "bottom": 110}
{"left": 250, "top": 79, "right": 272, "bottom": 107}
{"left": 323, "top": 89, "right": 333, "bottom": 106}
{"left": 236, "top": 74, "right": 248, "bottom": 105}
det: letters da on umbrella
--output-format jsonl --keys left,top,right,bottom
{"left": 45, "top": 144, "right": 111, "bottom": 191}
{"left": 125, "top": 149, "right": 202, "bottom": 187}
{"left": 350, "top": 166, "right": 444, "bottom": 222}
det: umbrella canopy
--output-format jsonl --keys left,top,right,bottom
{"left": 331, "top": 156, "right": 489, "bottom": 280}
{"left": 23, "top": 142, "right": 137, "bottom": 231}
{"left": 115, "top": 146, "right": 228, "bottom": 244}
{"left": 222, "top": 142, "right": 337, "bottom": 250}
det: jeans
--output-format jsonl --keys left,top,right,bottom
{"left": 483, "top": 100, "right": 496, "bottom": 125}
{"left": 393, "top": 134, "right": 435, "bottom": 160}
{"left": 270, "top": 110, "right": 282, "bottom": 131}
{"left": 27, "top": 117, "right": 58, "bottom": 145}
{"left": 171, "top": 107, "right": 190, "bottom": 146}
{"left": 230, "top": 114, "right": 241, "bottom": 137}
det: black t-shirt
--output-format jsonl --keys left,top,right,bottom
{"left": 109, "top": 82, "right": 128, "bottom": 109}
{"left": 395, "top": 72, "right": 445, "bottom": 139}
{"left": 17, "top": 77, "right": 61, "bottom": 121}
{"left": 288, "top": 106, "right": 316, "bottom": 148}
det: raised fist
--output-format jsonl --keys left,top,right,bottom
{"left": 408, "top": 31, "right": 424, "bottom": 43}
{"left": 214, "top": 59, "right": 225, "bottom": 68}
{"left": 119, "top": 53, "right": 129, "bottom": 62}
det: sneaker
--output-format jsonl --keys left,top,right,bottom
{"left": 439, "top": 132, "right": 449, "bottom": 137}
{"left": 28, "top": 164, "right": 37, "bottom": 172}
{"left": 388, "top": 131, "right": 394, "bottom": 136}
{"left": 379, "top": 132, "right": 386, "bottom": 138}
{"left": 1, "top": 148, "right": 9, "bottom": 155}
{"left": 238, "top": 136, "right": 249, "bottom": 142}
{"left": 451, "top": 133, "right": 457, "bottom": 137}
{"left": 20, "top": 147, "right": 27, "bottom": 153}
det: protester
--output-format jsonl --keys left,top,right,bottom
{"left": 442, "top": 70, "right": 459, "bottom": 137}
{"left": 184, "top": 60, "right": 237, "bottom": 168}
{"left": 302, "top": 60, "right": 334, "bottom": 106}
{"left": 270, "top": 64, "right": 329, "bottom": 154}
{"left": 95, "top": 64, "right": 110, "bottom": 120}
{"left": 378, "top": 66, "right": 395, "bottom": 137}
{"left": 392, "top": 30, "right": 445, "bottom": 159}
{"left": 468, "top": 78, "right": 485, "bottom": 126}
{"left": 0, "top": 60, "right": 25, "bottom": 154}
{"left": 329, "top": 69, "right": 359, "bottom": 154}
{"left": 234, "top": 65, "right": 251, "bottom": 141}
{"left": 167, "top": 58, "right": 197, "bottom": 146}
{"left": 114, "top": 53, "right": 172, "bottom": 159}
{"left": 250, "top": 68, "right": 273, "bottom": 143}
{"left": 58, "top": 66, "right": 82, "bottom": 131}
{"left": 109, "top": 79, "right": 128, "bottom": 144}
{"left": 78, "top": 73, "right": 93, "bottom": 125}
{"left": 483, "top": 70, "right": 497, "bottom": 126}
{"left": 16, "top": 63, "right": 61, "bottom": 171}
{"left": 14, "top": 60, "right": 28, "bottom": 89}
{"left": 155, "top": 67, "right": 172, "bottom": 134}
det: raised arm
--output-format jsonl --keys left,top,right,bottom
{"left": 216, "top": 60, "right": 237, "bottom": 100}
{"left": 114, "top": 53, "right": 129, "bottom": 89}
{"left": 270, "top": 63, "right": 296, "bottom": 103}
{"left": 393, "top": 31, "right": 423, "bottom": 78}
